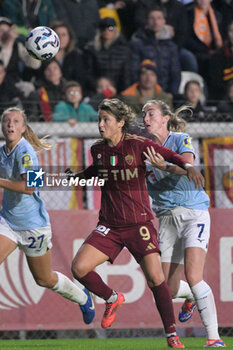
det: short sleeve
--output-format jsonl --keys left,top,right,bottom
{"left": 17, "top": 148, "right": 38, "bottom": 175}
{"left": 176, "top": 134, "right": 195, "bottom": 156}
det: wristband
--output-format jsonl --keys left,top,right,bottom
{"left": 184, "top": 163, "right": 193, "bottom": 170}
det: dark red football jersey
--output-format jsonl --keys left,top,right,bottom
{"left": 84, "top": 133, "right": 186, "bottom": 226}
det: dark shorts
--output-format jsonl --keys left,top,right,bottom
{"left": 84, "top": 221, "right": 160, "bottom": 264}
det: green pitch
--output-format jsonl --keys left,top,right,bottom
{"left": 0, "top": 337, "right": 231, "bottom": 350}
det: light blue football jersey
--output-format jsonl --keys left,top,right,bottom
{"left": 0, "top": 137, "right": 50, "bottom": 230}
{"left": 146, "top": 132, "right": 209, "bottom": 217}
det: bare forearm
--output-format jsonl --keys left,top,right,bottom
{"left": 166, "top": 164, "right": 187, "bottom": 175}
{"left": 0, "top": 178, "right": 34, "bottom": 194}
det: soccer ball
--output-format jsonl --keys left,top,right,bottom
{"left": 25, "top": 26, "right": 60, "bottom": 61}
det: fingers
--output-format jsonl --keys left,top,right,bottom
{"left": 65, "top": 168, "right": 75, "bottom": 180}
{"left": 187, "top": 168, "right": 205, "bottom": 189}
{"left": 144, "top": 160, "right": 152, "bottom": 166}
{"left": 144, "top": 147, "right": 160, "bottom": 162}
{"left": 65, "top": 168, "right": 73, "bottom": 174}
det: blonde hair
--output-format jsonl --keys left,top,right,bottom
{"left": 1, "top": 107, "right": 51, "bottom": 150}
{"left": 142, "top": 100, "right": 189, "bottom": 132}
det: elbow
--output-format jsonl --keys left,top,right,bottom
{"left": 25, "top": 188, "right": 35, "bottom": 195}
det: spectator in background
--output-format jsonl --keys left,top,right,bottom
{"left": 98, "top": 0, "right": 126, "bottom": 32}
{"left": 133, "top": 0, "right": 198, "bottom": 72}
{"left": 185, "top": 0, "right": 223, "bottom": 80}
{"left": 53, "top": 81, "right": 98, "bottom": 126}
{"left": 135, "top": 0, "right": 198, "bottom": 73}
{"left": 217, "top": 80, "right": 233, "bottom": 120}
{"left": 130, "top": 6, "right": 181, "bottom": 96}
{"left": 121, "top": 59, "right": 173, "bottom": 116}
{"left": 98, "top": 1, "right": 138, "bottom": 40}
{"left": 87, "top": 76, "right": 117, "bottom": 111}
{"left": 0, "top": 16, "right": 40, "bottom": 82}
{"left": 212, "top": 0, "right": 233, "bottom": 37}
{"left": 134, "top": 0, "right": 187, "bottom": 49}
{"left": 51, "top": 0, "right": 100, "bottom": 50}
{"left": 50, "top": 21, "right": 86, "bottom": 90}
{"left": 1, "top": 0, "right": 56, "bottom": 30}
{"left": 84, "top": 17, "right": 130, "bottom": 94}
{"left": 175, "top": 80, "right": 206, "bottom": 120}
{"left": 209, "top": 20, "right": 233, "bottom": 100}
{"left": 0, "top": 60, "right": 23, "bottom": 113}
{"left": 25, "top": 58, "right": 66, "bottom": 121}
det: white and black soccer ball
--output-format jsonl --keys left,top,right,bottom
{"left": 25, "top": 26, "right": 60, "bottom": 61}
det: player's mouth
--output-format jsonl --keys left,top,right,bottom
{"left": 144, "top": 124, "right": 151, "bottom": 129}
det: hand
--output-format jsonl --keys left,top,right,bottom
{"left": 164, "top": 24, "right": 175, "bottom": 38}
{"left": 114, "top": 1, "right": 126, "bottom": 9}
{"left": 68, "top": 119, "right": 77, "bottom": 127}
{"left": 143, "top": 146, "right": 167, "bottom": 170}
{"left": 65, "top": 168, "right": 76, "bottom": 180}
{"left": 186, "top": 167, "right": 205, "bottom": 189}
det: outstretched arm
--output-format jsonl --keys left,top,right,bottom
{"left": 144, "top": 146, "right": 204, "bottom": 188}
{"left": 144, "top": 147, "right": 187, "bottom": 175}
{"left": 0, "top": 174, "right": 34, "bottom": 194}
{"left": 65, "top": 165, "right": 98, "bottom": 180}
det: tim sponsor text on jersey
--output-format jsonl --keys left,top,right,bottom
{"left": 98, "top": 167, "right": 139, "bottom": 181}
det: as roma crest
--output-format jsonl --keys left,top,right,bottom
{"left": 125, "top": 154, "right": 134, "bottom": 165}
{"left": 223, "top": 170, "right": 233, "bottom": 203}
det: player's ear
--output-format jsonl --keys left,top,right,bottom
{"left": 119, "top": 119, "right": 125, "bottom": 129}
{"left": 22, "top": 124, "right": 26, "bottom": 134}
{"left": 163, "top": 115, "right": 170, "bottom": 124}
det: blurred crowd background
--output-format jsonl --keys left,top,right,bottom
{"left": 0, "top": 0, "right": 232, "bottom": 124}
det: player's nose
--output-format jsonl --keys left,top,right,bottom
{"left": 143, "top": 115, "right": 149, "bottom": 124}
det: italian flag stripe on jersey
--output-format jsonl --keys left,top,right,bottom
{"left": 110, "top": 155, "right": 117, "bottom": 166}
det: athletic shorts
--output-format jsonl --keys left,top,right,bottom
{"left": 158, "top": 206, "right": 210, "bottom": 264}
{"left": 0, "top": 216, "right": 52, "bottom": 257}
{"left": 84, "top": 221, "right": 160, "bottom": 264}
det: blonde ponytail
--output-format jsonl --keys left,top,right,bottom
{"left": 23, "top": 124, "right": 52, "bottom": 150}
{"left": 167, "top": 105, "right": 188, "bottom": 133}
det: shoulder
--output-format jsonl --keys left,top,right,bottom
{"left": 16, "top": 139, "right": 35, "bottom": 154}
{"left": 91, "top": 139, "right": 105, "bottom": 149}
{"left": 124, "top": 133, "right": 147, "bottom": 143}
{"left": 64, "top": 50, "right": 82, "bottom": 61}
{"left": 171, "top": 131, "right": 189, "bottom": 139}
{"left": 16, "top": 139, "right": 37, "bottom": 165}
{"left": 79, "top": 102, "right": 95, "bottom": 112}
{"left": 130, "top": 29, "right": 147, "bottom": 42}
{"left": 171, "top": 132, "right": 191, "bottom": 144}
{"left": 172, "top": 132, "right": 194, "bottom": 151}
{"left": 55, "top": 101, "right": 70, "bottom": 110}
